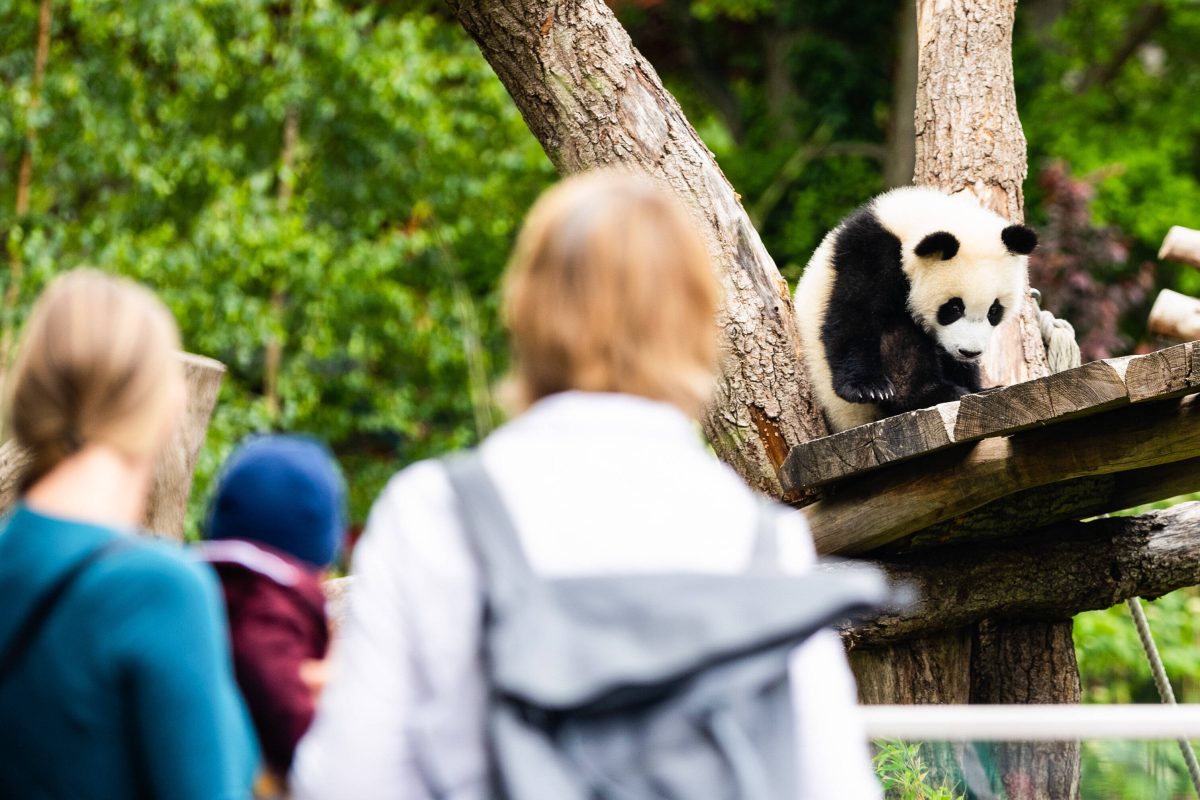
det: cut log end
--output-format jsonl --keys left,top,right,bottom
{"left": 1149, "top": 288, "right": 1200, "bottom": 342}
{"left": 1159, "top": 225, "right": 1200, "bottom": 268}
{"left": 0, "top": 352, "right": 226, "bottom": 540}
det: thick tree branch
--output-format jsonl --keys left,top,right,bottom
{"left": 845, "top": 502, "right": 1200, "bottom": 649}
{"left": 447, "top": 0, "right": 826, "bottom": 495}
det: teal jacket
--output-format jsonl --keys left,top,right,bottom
{"left": 0, "top": 504, "right": 259, "bottom": 798}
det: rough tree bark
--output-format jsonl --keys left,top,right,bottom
{"left": 913, "top": 0, "right": 1049, "bottom": 389}
{"left": 0, "top": 353, "right": 225, "bottom": 539}
{"left": 446, "top": 0, "right": 826, "bottom": 497}
{"left": 904, "top": 3, "right": 1075, "bottom": 797}
{"left": 848, "top": 502, "right": 1200, "bottom": 647}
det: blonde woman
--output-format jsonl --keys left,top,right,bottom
{"left": 0, "top": 271, "right": 258, "bottom": 798}
{"left": 293, "top": 172, "right": 880, "bottom": 799}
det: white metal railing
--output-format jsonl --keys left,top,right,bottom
{"left": 861, "top": 704, "right": 1200, "bottom": 741}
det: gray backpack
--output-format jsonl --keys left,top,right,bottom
{"left": 439, "top": 453, "right": 891, "bottom": 800}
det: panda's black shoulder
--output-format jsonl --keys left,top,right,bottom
{"left": 829, "top": 203, "right": 903, "bottom": 277}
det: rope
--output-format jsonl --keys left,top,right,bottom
{"left": 1126, "top": 596, "right": 1200, "bottom": 796}
{"left": 1030, "top": 288, "right": 1081, "bottom": 373}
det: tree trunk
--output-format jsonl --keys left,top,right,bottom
{"left": 447, "top": 0, "right": 826, "bottom": 497}
{"left": 913, "top": 0, "right": 1048, "bottom": 389}
{"left": 884, "top": 0, "right": 918, "bottom": 188}
{"left": 144, "top": 354, "right": 226, "bottom": 538}
{"left": 971, "top": 621, "right": 1081, "bottom": 800}
{"left": 0, "top": 353, "right": 225, "bottom": 540}
{"left": 1159, "top": 226, "right": 1200, "bottom": 270}
{"left": 896, "top": 3, "right": 1076, "bottom": 797}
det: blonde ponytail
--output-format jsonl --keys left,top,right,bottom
{"left": 5, "top": 269, "right": 183, "bottom": 490}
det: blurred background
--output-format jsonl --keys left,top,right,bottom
{"left": 3, "top": 1, "right": 1200, "bottom": 792}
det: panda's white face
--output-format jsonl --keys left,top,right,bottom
{"left": 907, "top": 253, "right": 1026, "bottom": 363}
{"left": 873, "top": 187, "right": 1035, "bottom": 364}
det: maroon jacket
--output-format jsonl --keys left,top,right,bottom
{"left": 196, "top": 539, "right": 330, "bottom": 775}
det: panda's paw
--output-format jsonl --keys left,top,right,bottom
{"left": 835, "top": 376, "right": 896, "bottom": 405}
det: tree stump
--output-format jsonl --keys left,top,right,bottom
{"left": 0, "top": 352, "right": 225, "bottom": 540}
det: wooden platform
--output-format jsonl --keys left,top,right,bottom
{"left": 782, "top": 341, "right": 1200, "bottom": 556}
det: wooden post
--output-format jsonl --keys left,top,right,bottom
{"left": 144, "top": 354, "right": 226, "bottom": 538}
{"left": 0, "top": 353, "right": 225, "bottom": 540}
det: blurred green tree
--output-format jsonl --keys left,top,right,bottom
{"left": 0, "top": 0, "right": 553, "bottom": 529}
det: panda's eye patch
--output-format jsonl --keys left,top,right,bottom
{"left": 937, "top": 298, "right": 965, "bottom": 326}
{"left": 988, "top": 300, "right": 1005, "bottom": 326}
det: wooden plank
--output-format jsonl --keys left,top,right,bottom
{"left": 781, "top": 404, "right": 955, "bottom": 492}
{"left": 1124, "top": 339, "right": 1200, "bottom": 401}
{"left": 888, "top": 455, "right": 1200, "bottom": 553}
{"left": 805, "top": 394, "right": 1200, "bottom": 556}
{"left": 145, "top": 353, "right": 226, "bottom": 538}
{"left": 953, "top": 357, "right": 1130, "bottom": 440}
{"left": 781, "top": 341, "right": 1200, "bottom": 494}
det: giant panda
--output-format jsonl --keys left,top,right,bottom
{"left": 793, "top": 186, "right": 1038, "bottom": 432}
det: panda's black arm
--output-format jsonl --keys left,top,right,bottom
{"left": 941, "top": 356, "right": 984, "bottom": 395}
{"left": 820, "top": 213, "right": 908, "bottom": 405}
{"left": 822, "top": 313, "right": 895, "bottom": 404}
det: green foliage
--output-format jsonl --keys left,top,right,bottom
{"left": 1017, "top": 0, "right": 1200, "bottom": 336}
{"left": 620, "top": 0, "right": 895, "bottom": 278}
{"left": 0, "top": 0, "right": 552, "bottom": 533}
{"left": 1079, "top": 739, "right": 1198, "bottom": 799}
{"left": 1075, "top": 590, "right": 1200, "bottom": 797}
{"left": 873, "top": 741, "right": 966, "bottom": 800}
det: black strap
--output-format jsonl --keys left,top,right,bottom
{"left": 0, "top": 537, "right": 131, "bottom": 684}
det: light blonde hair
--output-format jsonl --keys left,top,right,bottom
{"left": 503, "top": 171, "right": 720, "bottom": 415}
{"left": 6, "top": 269, "right": 183, "bottom": 490}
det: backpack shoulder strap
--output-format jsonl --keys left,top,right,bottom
{"left": 0, "top": 536, "right": 133, "bottom": 684}
{"left": 747, "top": 499, "right": 783, "bottom": 574}
{"left": 442, "top": 451, "right": 537, "bottom": 613}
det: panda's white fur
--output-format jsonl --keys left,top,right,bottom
{"left": 795, "top": 235, "right": 880, "bottom": 431}
{"left": 794, "top": 186, "right": 1032, "bottom": 432}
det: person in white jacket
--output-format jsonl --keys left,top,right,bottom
{"left": 291, "top": 171, "right": 882, "bottom": 800}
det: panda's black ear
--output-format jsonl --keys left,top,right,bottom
{"left": 914, "top": 231, "right": 960, "bottom": 261}
{"left": 1002, "top": 224, "right": 1038, "bottom": 255}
